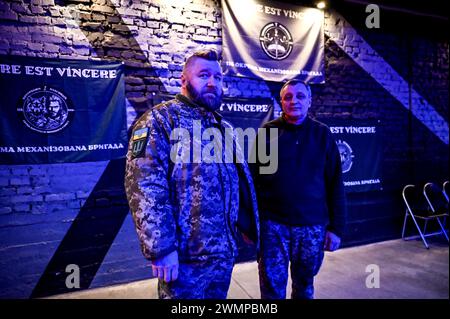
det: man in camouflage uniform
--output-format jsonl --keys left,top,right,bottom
{"left": 125, "top": 49, "right": 259, "bottom": 299}
{"left": 253, "top": 80, "right": 347, "bottom": 299}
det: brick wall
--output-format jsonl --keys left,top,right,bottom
{"left": 0, "top": 0, "right": 448, "bottom": 298}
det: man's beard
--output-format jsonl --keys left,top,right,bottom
{"left": 186, "top": 82, "right": 223, "bottom": 111}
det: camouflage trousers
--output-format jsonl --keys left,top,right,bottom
{"left": 158, "top": 255, "right": 235, "bottom": 299}
{"left": 258, "top": 220, "right": 326, "bottom": 299}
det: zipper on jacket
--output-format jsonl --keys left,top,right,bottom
{"left": 217, "top": 161, "right": 237, "bottom": 258}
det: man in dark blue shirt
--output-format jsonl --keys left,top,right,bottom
{"left": 254, "top": 79, "right": 347, "bottom": 299}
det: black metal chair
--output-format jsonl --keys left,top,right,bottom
{"left": 424, "top": 182, "right": 449, "bottom": 216}
{"left": 401, "top": 184, "right": 448, "bottom": 249}
{"left": 424, "top": 181, "right": 449, "bottom": 239}
{"left": 443, "top": 181, "right": 449, "bottom": 202}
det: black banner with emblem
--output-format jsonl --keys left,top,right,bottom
{"left": 153, "top": 94, "right": 274, "bottom": 160}
{"left": 222, "top": 0, "right": 325, "bottom": 83}
{"left": 153, "top": 95, "right": 274, "bottom": 135}
{"left": 0, "top": 55, "right": 126, "bottom": 164}
{"left": 219, "top": 97, "right": 274, "bottom": 159}
{"left": 319, "top": 118, "right": 383, "bottom": 193}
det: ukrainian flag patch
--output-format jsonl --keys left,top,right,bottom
{"left": 131, "top": 127, "right": 149, "bottom": 159}
{"left": 133, "top": 127, "right": 149, "bottom": 141}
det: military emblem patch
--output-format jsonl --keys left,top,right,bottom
{"left": 259, "top": 22, "right": 293, "bottom": 61}
{"left": 337, "top": 139, "right": 354, "bottom": 173}
{"left": 17, "top": 86, "right": 74, "bottom": 134}
{"left": 131, "top": 127, "right": 149, "bottom": 159}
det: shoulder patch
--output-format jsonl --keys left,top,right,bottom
{"left": 131, "top": 127, "right": 149, "bottom": 159}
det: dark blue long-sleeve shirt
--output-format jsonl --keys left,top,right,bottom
{"left": 253, "top": 116, "right": 347, "bottom": 237}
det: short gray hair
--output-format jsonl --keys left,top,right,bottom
{"left": 280, "top": 79, "right": 311, "bottom": 98}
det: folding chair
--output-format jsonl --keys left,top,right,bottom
{"left": 423, "top": 181, "right": 449, "bottom": 237}
{"left": 401, "top": 184, "right": 448, "bottom": 249}
{"left": 424, "top": 182, "right": 450, "bottom": 215}
{"left": 443, "top": 181, "right": 449, "bottom": 202}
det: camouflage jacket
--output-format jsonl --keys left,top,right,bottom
{"left": 125, "top": 94, "right": 259, "bottom": 262}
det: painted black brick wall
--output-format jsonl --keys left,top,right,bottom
{"left": 0, "top": 0, "right": 448, "bottom": 297}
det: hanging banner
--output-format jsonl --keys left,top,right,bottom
{"left": 222, "top": 0, "right": 325, "bottom": 83}
{"left": 219, "top": 97, "right": 273, "bottom": 132}
{"left": 318, "top": 118, "right": 383, "bottom": 193}
{"left": 153, "top": 95, "right": 273, "bottom": 135}
{"left": 0, "top": 55, "right": 126, "bottom": 164}
{"left": 219, "top": 97, "right": 273, "bottom": 156}
{"left": 153, "top": 94, "right": 273, "bottom": 160}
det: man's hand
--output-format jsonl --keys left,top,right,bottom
{"left": 323, "top": 231, "right": 341, "bottom": 252}
{"left": 151, "top": 250, "right": 179, "bottom": 282}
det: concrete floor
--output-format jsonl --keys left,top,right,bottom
{"left": 48, "top": 238, "right": 448, "bottom": 299}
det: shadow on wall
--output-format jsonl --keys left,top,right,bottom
{"left": 30, "top": 0, "right": 167, "bottom": 298}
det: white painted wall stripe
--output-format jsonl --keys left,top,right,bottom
{"left": 325, "top": 11, "right": 449, "bottom": 145}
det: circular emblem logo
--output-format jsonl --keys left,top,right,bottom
{"left": 336, "top": 139, "right": 354, "bottom": 173}
{"left": 259, "top": 22, "right": 293, "bottom": 60}
{"left": 17, "top": 86, "right": 74, "bottom": 134}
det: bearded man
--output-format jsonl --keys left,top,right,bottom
{"left": 125, "top": 49, "right": 259, "bottom": 299}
